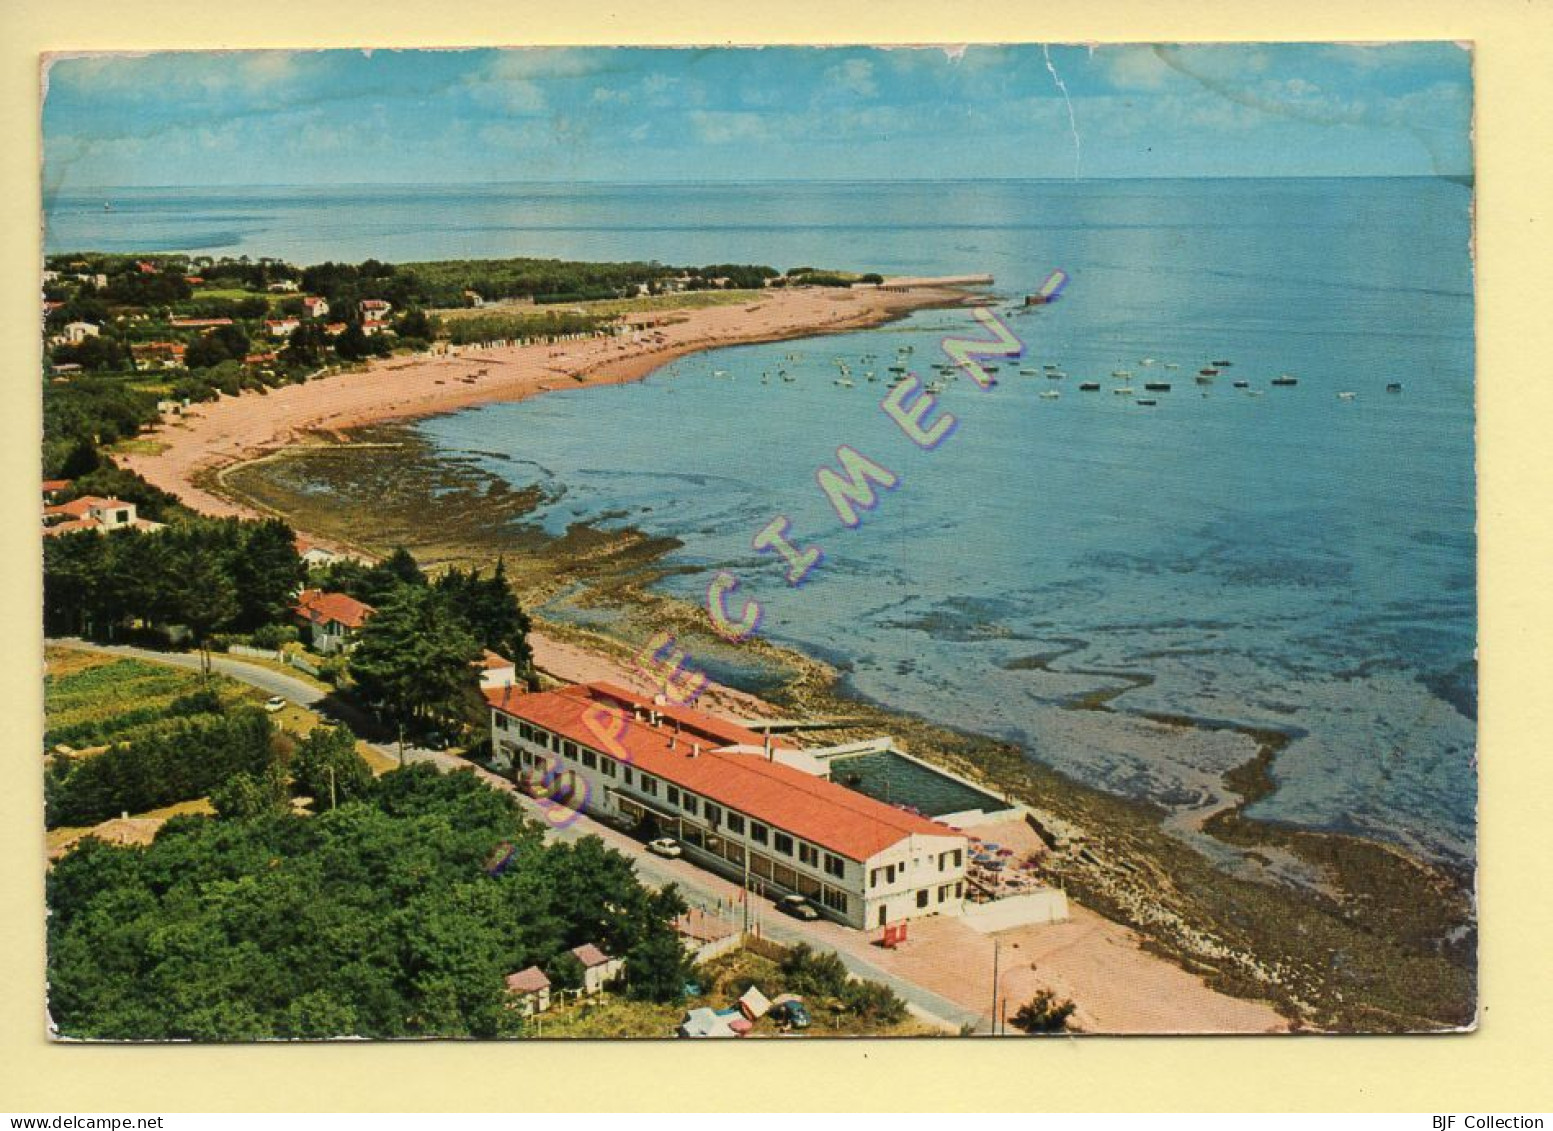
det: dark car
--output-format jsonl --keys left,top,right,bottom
{"left": 776, "top": 894, "right": 821, "bottom": 921}
{"left": 772, "top": 999, "right": 811, "bottom": 1029}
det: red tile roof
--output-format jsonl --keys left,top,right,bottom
{"left": 294, "top": 588, "right": 375, "bottom": 630}
{"left": 505, "top": 966, "right": 551, "bottom": 994}
{"left": 47, "top": 496, "right": 127, "bottom": 518}
{"left": 480, "top": 649, "right": 513, "bottom": 670}
{"left": 41, "top": 479, "right": 72, "bottom": 494}
{"left": 569, "top": 943, "right": 614, "bottom": 969}
{"left": 487, "top": 683, "right": 961, "bottom": 862}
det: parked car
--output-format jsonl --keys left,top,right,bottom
{"left": 264, "top": 696, "right": 286, "bottom": 713}
{"left": 771, "top": 998, "right": 811, "bottom": 1029}
{"left": 647, "top": 838, "right": 683, "bottom": 859}
{"left": 776, "top": 894, "right": 821, "bottom": 921}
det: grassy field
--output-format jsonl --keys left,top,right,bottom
{"left": 44, "top": 648, "right": 265, "bottom": 750}
{"left": 430, "top": 288, "right": 765, "bottom": 324}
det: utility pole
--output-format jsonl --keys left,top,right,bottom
{"left": 327, "top": 765, "right": 337, "bottom": 811}
{"left": 397, "top": 721, "right": 406, "bottom": 768}
{"left": 990, "top": 938, "right": 1001, "bottom": 1037}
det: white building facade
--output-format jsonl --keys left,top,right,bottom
{"left": 487, "top": 683, "right": 969, "bottom": 931}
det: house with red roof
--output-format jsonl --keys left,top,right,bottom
{"left": 503, "top": 966, "right": 551, "bottom": 1016}
{"left": 301, "top": 296, "right": 329, "bottom": 319}
{"left": 42, "top": 495, "right": 163, "bottom": 537}
{"left": 487, "top": 682, "right": 970, "bottom": 930}
{"left": 568, "top": 943, "right": 623, "bottom": 995}
{"left": 293, "top": 588, "right": 376, "bottom": 654}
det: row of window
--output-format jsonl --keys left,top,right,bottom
{"left": 868, "top": 849, "right": 965, "bottom": 891}
{"left": 505, "top": 714, "right": 849, "bottom": 880}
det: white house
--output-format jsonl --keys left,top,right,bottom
{"left": 293, "top": 589, "right": 375, "bottom": 654}
{"left": 61, "top": 321, "right": 101, "bottom": 344}
{"left": 504, "top": 966, "right": 551, "bottom": 1017}
{"left": 486, "top": 682, "right": 971, "bottom": 930}
{"left": 569, "top": 943, "right": 623, "bottom": 995}
{"left": 301, "top": 296, "right": 329, "bottom": 319}
{"left": 266, "top": 318, "right": 300, "bottom": 339}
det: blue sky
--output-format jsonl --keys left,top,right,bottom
{"left": 42, "top": 44, "right": 1472, "bottom": 188}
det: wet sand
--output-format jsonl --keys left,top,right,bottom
{"left": 122, "top": 283, "right": 971, "bottom": 522}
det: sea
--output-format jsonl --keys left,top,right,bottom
{"left": 46, "top": 178, "right": 1477, "bottom": 864}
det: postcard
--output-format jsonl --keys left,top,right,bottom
{"left": 39, "top": 44, "right": 1475, "bottom": 1040}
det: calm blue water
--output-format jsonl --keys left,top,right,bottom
{"left": 50, "top": 178, "right": 1476, "bottom": 863}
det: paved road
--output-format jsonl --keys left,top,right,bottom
{"left": 52, "top": 638, "right": 327, "bottom": 706}
{"left": 49, "top": 638, "right": 989, "bottom": 1032}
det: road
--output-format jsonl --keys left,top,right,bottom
{"left": 49, "top": 638, "right": 991, "bottom": 1033}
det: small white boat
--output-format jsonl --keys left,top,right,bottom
{"left": 1112, "top": 370, "right": 1133, "bottom": 379}
{"left": 1164, "top": 362, "right": 1180, "bottom": 370}
{"left": 1338, "top": 391, "right": 1357, "bottom": 400}
{"left": 713, "top": 369, "right": 730, "bottom": 378}
{"left": 835, "top": 378, "right": 854, "bottom": 388}
{"left": 1040, "top": 390, "right": 1060, "bottom": 400}
{"left": 1113, "top": 387, "right": 1134, "bottom": 395}
{"left": 1140, "top": 357, "right": 1156, "bottom": 367}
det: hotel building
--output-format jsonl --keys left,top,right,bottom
{"left": 487, "top": 682, "right": 970, "bottom": 930}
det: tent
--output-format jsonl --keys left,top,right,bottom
{"left": 738, "top": 985, "right": 773, "bottom": 1021}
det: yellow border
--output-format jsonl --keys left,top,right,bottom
{"left": 4, "top": 1, "right": 1550, "bottom": 1113}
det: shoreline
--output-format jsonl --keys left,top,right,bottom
{"left": 121, "top": 282, "right": 976, "bottom": 523}
{"left": 128, "top": 279, "right": 1475, "bottom": 1032}
{"left": 215, "top": 423, "right": 1474, "bottom": 1032}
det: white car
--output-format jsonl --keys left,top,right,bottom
{"left": 264, "top": 696, "right": 287, "bottom": 713}
{"left": 647, "top": 838, "right": 683, "bottom": 859}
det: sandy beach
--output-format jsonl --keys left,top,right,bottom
{"left": 122, "top": 282, "right": 971, "bottom": 522}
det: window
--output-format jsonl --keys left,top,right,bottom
{"left": 937, "top": 884, "right": 950, "bottom": 903}
{"left": 824, "top": 854, "right": 845, "bottom": 879}
{"left": 705, "top": 803, "right": 722, "bottom": 827}
{"left": 518, "top": 723, "right": 533, "bottom": 742}
{"left": 726, "top": 813, "right": 745, "bottom": 835}
{"left": 885, "top": 863, "right": 897, "bottom": 884}
{"left": 563, "top": 740, "right": 579, "bottom": 760}
{"left": 916, "top": 889, "right": 929, "bottom": 909}
{"left": 682, "top": 794, "right": 698, "bottom": 816}
{"left": 869, "top": 868, "right": 881, "bottom": 889}
{"left": 599, "top": 757, "right": 616, "bottom": 778}
{"left": 773, "top": 832, "right": 794, "bottom": 856}
{"left": 939, "top": 852, "right": 948, "bottom": 872}
{"left": 666, "top": 785, "right": 680, "bottom": 805}
{"left": 580, "top": 749, "right": 597, "bottom": 770}
{"left": 955, "top": 881, "right": 963, "bottom": 898}
{"left": 821, "top": 888, "right": 848, "bottom": 913}
{"left": 953, "top": 849, "right": 963, "bottom": 869}
{"left": 641, "top": 775, "right": 657, "bottom": 796}
{"left": 624, "top": 767, "right": 634, "bottom": 786}
{"left": 798, "top": 843, "right": 818, "bottom": 868}
{"left": 750, "top": 822, "right": 768, "bottom": 845}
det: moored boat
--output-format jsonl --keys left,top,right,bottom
{"left": 1143, "top": 381, "right": 1171, "bottom": 392}
{"left": 1079, "top": 381, "right": 1101, "bottom": 391}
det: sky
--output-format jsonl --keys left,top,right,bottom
{"left": 41, "top": 44, "right": 1473, "bottom": 189}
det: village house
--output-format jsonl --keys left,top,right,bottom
{"left": 41, "top": 479, "right": 72, "bottom": 505}
{"left": 463, "top": 290, "right": 484, "bottom": 307}
{"left": 301, "top": 296, "right": 329, "bottom": 319}
{"left": 361, "top": 319, "right": 389, "bottom": 337}
{"left": 503, "top": 967, "right": 551, "bottom": 1017}
{"left": 43, "top": 496, "right": 162, "bottom": 537}
{"left": 359, "top": 299, "right": 392, "bottom": 319}
{"left": 130, "top": 342, "right": 186, "bottom": 371}
{"left": 293, "top": 588, "right": 375, "bottom": 654}
{"left": 568, "top": 943, "right": 623, "bottom": 996}
{"left": 487, "top": 682, "right": 971, "bottom": 930}
{"left": 59, "top": 321, "right": 100, "bottom": 345}
{"left": 267, "top": 279, "right": 300, "bottom": 293}
{"left": 265, "top": 318, "right": 300, "bottom": 339}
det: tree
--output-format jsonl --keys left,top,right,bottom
{"left": 432, "top": 558, "right": 532, "bottom": 666}
{"left": 175, "top": 545, "right": 239, "bottom": 682}
{"left": 211, "top": 765, "right": 290, "bottom": 820}
{"left": 622, "top": 930, "right": 693, "bottom": 1003}
{"left": 1010, "top": 989, "right": 1076, "bottom": 1034}
{"left": 230, "top": 518, "right": 305, "bottom": 630}
{"left": 348, "top": 586, "right": 482, "bottom": 746}
{"left": 291, "top": 726, "right": 372, "bottom": 810}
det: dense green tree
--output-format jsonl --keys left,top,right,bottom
{"left": 432, "top": 558, "right": 532, "bottom": 666}
{"left": 211, "top": 765, "right": 290, "bottom": 820}
{"left": 230, "top": 518, "right": 306, "bottom": 630}
{"left": 290, "top": 726, "right": 372, "bottom": 810}
{"left": 174, "top": 545, "right": 240, "bottom": 681}
{"left": 348, "top": 586, "right": 482, "bottom": 745}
